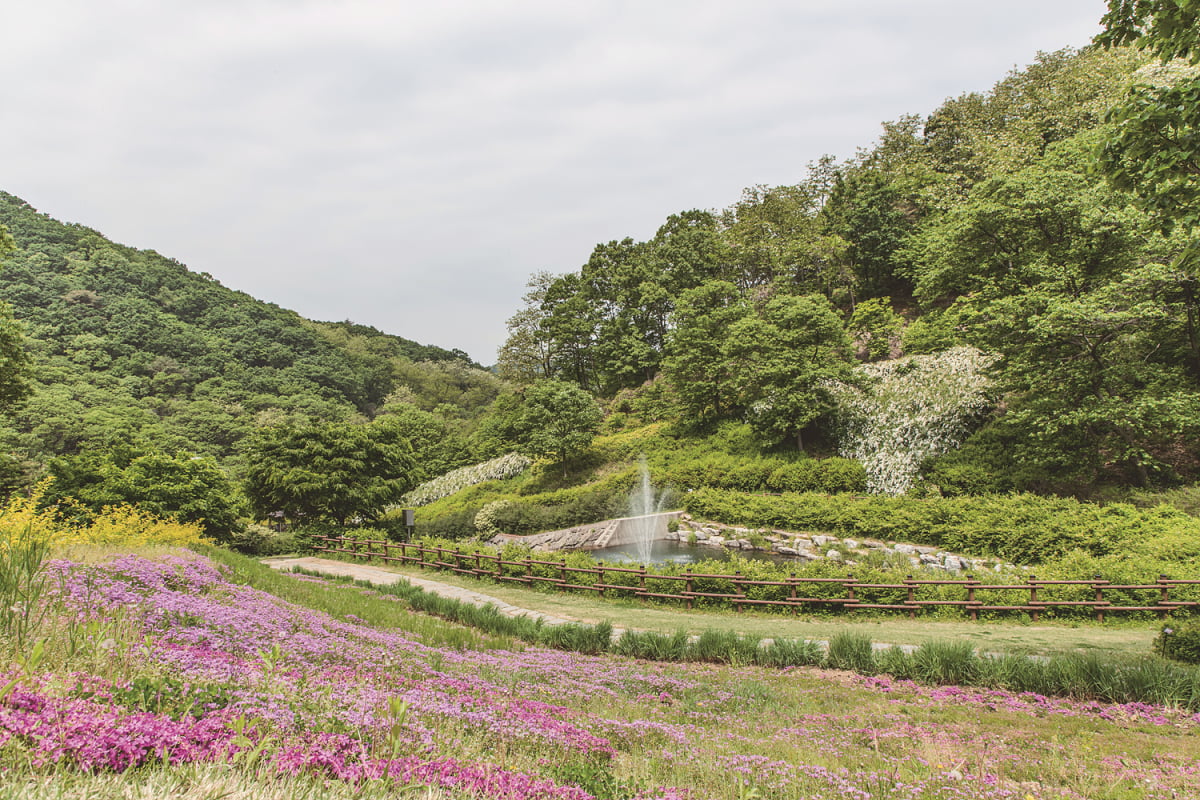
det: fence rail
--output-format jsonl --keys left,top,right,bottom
{"left": 313, "top": 535, "right": 1200, "bottom": 622}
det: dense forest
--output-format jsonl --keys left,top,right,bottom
{"left": 497, "top": 45, "right": 1200, "bottom": 496}
{"left": 1, "top": 21, "right": 1199, "bottom": 541}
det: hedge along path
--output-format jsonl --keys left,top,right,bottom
{"left": 312, "top": 535, "right": 1200, "bottom": 623}
{"left": 265, "top": 555, "right": 1158, "bottom": 659}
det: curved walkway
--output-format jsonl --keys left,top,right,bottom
{"left": 263, "top": 556, "right": 597, "bottom": 629}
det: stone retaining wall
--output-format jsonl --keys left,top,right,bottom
{"left": 490, "top": 510, "right": 683, "bottom": 552}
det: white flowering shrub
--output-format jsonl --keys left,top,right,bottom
{"left": 402, "top": 453, "right": 532, "bottom": 506}
{"left": 828, "top": 347, "right": 997, "bottom": 496}
{"left": 474, "top": 499, "right": 514, "bottom": 537}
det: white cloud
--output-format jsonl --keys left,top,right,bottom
{"left": 1, "top": 0, "right": 1103, "bottom": 362}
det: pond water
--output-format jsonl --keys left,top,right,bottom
{"left": 588, "top": 539, "right": 797, "bottom": 566}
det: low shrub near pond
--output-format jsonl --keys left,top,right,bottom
{"left": 683, "top": 488, "right": 1200, "bottom": 568}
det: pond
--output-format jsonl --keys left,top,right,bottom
{"left": 588, "top": 539, "right": 798, "bottom": 566}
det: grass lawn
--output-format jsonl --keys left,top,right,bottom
{"left": 291, "top": 555, "right": 1161, "bottom": 659}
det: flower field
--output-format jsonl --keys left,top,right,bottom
{"left": 1, "top": 550, "right": 1197, "bottom": 799}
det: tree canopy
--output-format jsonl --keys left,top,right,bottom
{"left": 242, "top": 419, "right": 417, "bottom": 526}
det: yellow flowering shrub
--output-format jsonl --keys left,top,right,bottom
{"left": 0, "top": 482, "right": 212, "bottom": 551}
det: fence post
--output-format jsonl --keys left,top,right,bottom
{"left": 685, "top": 569, "right": 694, "bottom": 611}
{"left": 846, "top": 573, "right": 856, "bottom": 607}
{"left": 1094, "top": 574, "right": 1105, "bottom": 623}
{"left": 1028, "top": 574, "right": 1039, "bottom": 623}
{"left": 1159, "top": 574, "right": 1170, "bottom": 620}
{"left": 905, "top": 575, "right": 916, "bottom": 620}
{"left": 967, "top": 575, "right": 978, "bottom": 622}
{"left": 734, "top": 570, "right": 742, "bottom": 613}
{"left": 789, "top": 572, "right": 798, "bottom": 615}
{"left": 597, "top": 566, "right": 605, "bottom": 598}
{"left": 639, "top": 565, "right": 647, "bottom": 604}
{"left": 524, "top": 558, "right": 532, "bottom": 583}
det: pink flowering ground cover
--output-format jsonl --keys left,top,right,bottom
{"left": 0, "top": 551, "right": 1196, "bottom": 800}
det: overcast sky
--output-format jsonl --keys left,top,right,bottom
{"left": 2, "top": 1, "right": 1106, "bottom": 364}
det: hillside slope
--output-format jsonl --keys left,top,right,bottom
{"left": 0, "top": 191, "right": 481, "bottom": 473}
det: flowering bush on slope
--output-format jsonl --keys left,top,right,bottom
{"left": 0, "top": 552, "right": 1196, "bottom": 799}
{"left": 828, "top": 347, "right": 997, "bottom": 495}
{"left": 404, "top": 453, "right": 532, "bottom": 507}
{"left": 0, "top": 483, "right": 210, "bottom": 550}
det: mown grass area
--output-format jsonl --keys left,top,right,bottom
{"left": 295, "top": 554, "right": 1160, "bottom": 658}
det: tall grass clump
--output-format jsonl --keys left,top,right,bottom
{"left": 755, "top": 637, "right": 824, "bottom": 668}
{"left": 0, "top": 520, "right": 51, "bottom": 650}
{"left": 910, "top": 640, "right": 979, "bottom": 685}
{"left": 825, "top": 631, "right": 877, "bottom": 673}
{"left": 613, "top": 629, "right": 691, "bottom": 661}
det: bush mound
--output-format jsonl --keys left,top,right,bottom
{"left": 1157, "top": 623, "right": 1200, "bottom": 664}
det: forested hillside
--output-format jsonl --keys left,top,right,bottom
{"left": 0, "top": 191, "right": 497, "bottom": 482}
{"left": 497, "top": 46, "right": 1200, "bottom": 496}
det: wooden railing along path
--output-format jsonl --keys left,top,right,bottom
{"left": 313, "top": 535, "right": 1200, "bottom": 622}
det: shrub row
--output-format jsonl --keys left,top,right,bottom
{"left": 682, "top": 489, "right": 1200, "bottom": 568}
{"left": 660, "top": 454, "right": 865, "bottom": 494}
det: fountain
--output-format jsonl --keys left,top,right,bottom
{"left": 626, "top": 457, "right": 670, "bottom": 563}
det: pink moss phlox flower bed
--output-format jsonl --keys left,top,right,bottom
{"left": 0, "top": 552, "right": 1193, "bottom": 799}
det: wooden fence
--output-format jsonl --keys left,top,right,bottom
{"left": 313, "top": 535, "right": 1200, "bottom": 622}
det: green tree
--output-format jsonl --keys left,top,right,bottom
{"left": 515, "top": 379, "right": 602, "bottom": 476}
{"left": 726, "top": 293, "right": 854, "bottom": 451}
{"left": 663, "top": 280, "right": 749, "bottom": 422}
{"left": 374, "top": 400, "right": 468, "bottom": 481}
{"left": 496, "top": 271, "right": 556, "bottom": 385}
{"left": 1097, "top": 1, "right": 1200, "bottom": 234}
{"left": 847, "top": 297, "right": 904, "bottom": 361}
{"left": 964, "top": 264, "right": 1200, "bottom": 487}
{"left": 44, "top": 446, "right": 244, "bottom": 542}
{"left": 243, "top": 420, "right": 416, "bottom": 525}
